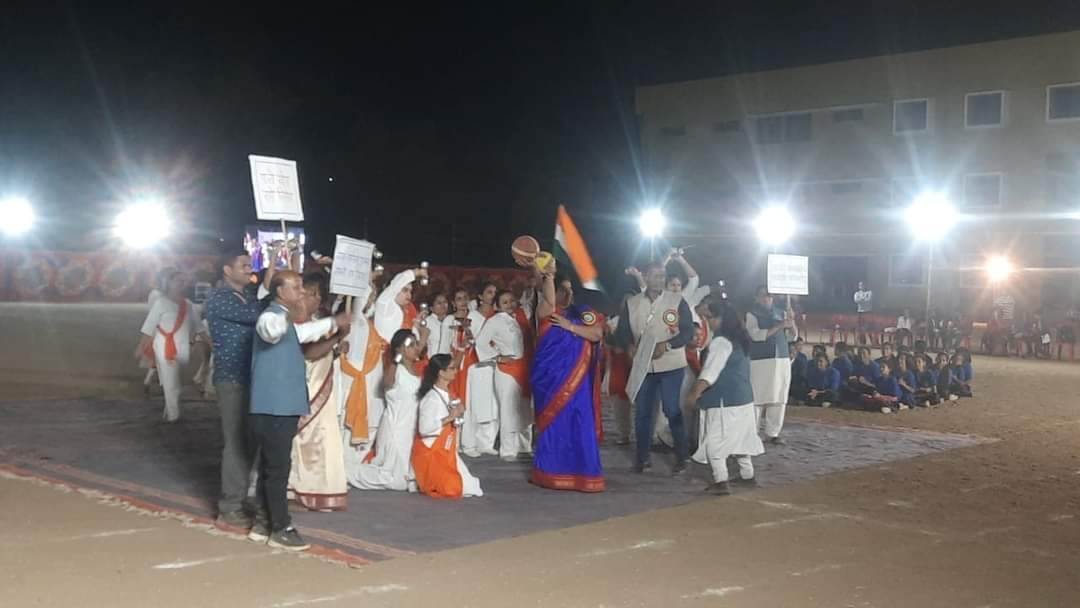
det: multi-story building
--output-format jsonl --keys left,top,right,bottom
{"left": 636, "top": 30, "right": 1080, "bottom": 320}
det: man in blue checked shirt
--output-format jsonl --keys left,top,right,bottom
{"left": 205, "top": 250, "right": 267, "bottom": 528}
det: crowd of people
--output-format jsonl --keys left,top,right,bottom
{"left": 789, "top": 340, "right": 975, "bottom": 413}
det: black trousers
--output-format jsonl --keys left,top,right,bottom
{"left": 251, "top": 413, "right": 299, "bottom": 532}
{"left": 806, "top": 390, "right": 839, "bottom": 406}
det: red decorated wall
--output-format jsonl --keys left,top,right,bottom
{"left": 0, "top": 251, "right": 530, "bottom": 303}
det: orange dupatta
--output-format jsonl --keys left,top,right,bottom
{"left": 155, "top": 300, "right": 188, "bottom": 363}
{"left": 340, "top": 319, "right": 386, "bottom": 444}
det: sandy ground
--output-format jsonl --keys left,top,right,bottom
{"left": 2, "top": 303, "right": 1080, "bottom": 606}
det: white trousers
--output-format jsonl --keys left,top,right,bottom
{"left": 152, "top": 335, "right": 189, "bottom": 422}
{"left": 494, "top": 370, "right": 532, "bottom": 459}
{"left": 755, "top": 402, "right": 786, "bottom": 439}
{"left": 462, "top": 366, "right": 498, "bottom": 456}
{"left": 702, "top": 406, "right": 762, "bottom": 483}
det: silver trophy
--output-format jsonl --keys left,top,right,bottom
{"left": 450, "top": 398, "right": 464, "bottom": 427}
{"left": 419, "top": 302, "right": 430, "bottom": 327}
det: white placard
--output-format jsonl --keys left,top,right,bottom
{"left": 329, "top": 235, "right": 374, "bottom": 298}
{"left": 767, "top": 254, "right": 809, "bottom": 296}
{"left": 249, "top": 155, "right": 304, "bottom": 221}
{"left": 626, "top": 333, "right": 658, "bottom": 404}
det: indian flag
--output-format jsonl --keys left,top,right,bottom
{"left": 553, "top": 204, "right": 602, "bottom": 292}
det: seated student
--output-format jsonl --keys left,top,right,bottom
{"left": 832, "top": 342, "right": 854, "bottom": 380}
{"left": 876, "top": 343, "right": 898, "bottom": 376}
{"left": 915, "top": 354, "right": 941, "bottom": 406}
{"left": 811, "top": 344, "right": 828, "bottom": 360}
{"left": 913, "top": 355, "right": 941, "bottom": 407}
{"left": 956, "top": 347, "right": 974, "bottom": 382}
{"left": 847, "top": 346, "right": 882, "bottom": 397}
{"left": 805, "top": 355, "right": 841, "bottom": 407}
{"left": 894, "top": 354, "right": 917, "bottom": 409}
{"left": 860, "top": 360, "right": 901, "bottom": 413}
{"left": 789, "top": 339, "right": 809, "bottom": 403}
{"left": 949, "top": 353, "right": 974, "bottom": 398}
{"left": 934, "top": 352, "right": 959, "bottom": 402}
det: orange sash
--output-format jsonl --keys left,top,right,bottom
{"left": 156, "top": 300, "right": 188, "bottom": 363}
{"left": 497, "top": 357, "right": 532, "bottom": 397}
{"left": 411, "top": 423, "right": 463, "bottom": 499}
{"left": 340, "top": 319, "right": 387, "bottom": 443}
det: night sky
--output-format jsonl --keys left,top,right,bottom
{"left": 3, "top": 1, "right": 1079, "bottom": 289}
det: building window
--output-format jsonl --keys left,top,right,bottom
{"left": 890, "top": 177, "right": 921, "bottom": 206}
{"left": 754, "top": 116, "right": 785, "bottom": 144}
{"left": 1047, "top": 83, "right": 1080, "bottom": 122}
{"left": 963, "top": 173, "right": 1003, "bottom": 209}
{"left": 659, "top": 126, "right": 687, "bottom": 137}
{"left": 889, "top": 255, "right": 927, "bottom": 287}
{"left": 832, "top": 108, "right": 864, "bottom": 122}
{"left": 829, "top": 181, "right": 863, "bottom": 195}
{"left": 893, "top": 99, "right": 930, "bottom": 134}
{"left": 753, "top": 113, "right": 811, "bottom": 144}
{"left": 965, "top": 91, "right": 1005, "bottom": 128}
{"left": 713, "top": 119, "right": 741, "bottom": 133}
{"left": 784, "top": 113, "right": 812, "bottom": 142}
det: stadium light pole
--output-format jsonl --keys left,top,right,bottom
{"left": 638, "top": 207, "right": 666, "bottom": 261}
{"left": 905, "top": 192, "right": 958, "bottom": 343}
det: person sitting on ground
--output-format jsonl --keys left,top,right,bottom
{"left": 847, "top": 346, "right": 882, "bottom": 398}
{"left": 949, "top": 353, "right": 974, "bottom": 398}
{"left": 805, "top": 354, "right": 841, "bottom": 407}
{"left": 913, "top": 355, "right": 941, "bottom": 407}
{"left": 895, "top": 354, "right": 917, "bottom": 409}
{"left": 934, "top": 352, "right": 959, "bottom": 402}
{"left": 788, "top": 338, "right": 809, "bottom": 404}
{"left": 832, "top": 342, "right": 854, "bottom": 380}
{"left": 861, "top": 360, "right": 902, "bottom": 414}
{"left": 811, "top": 343, "right": 828, "bottom": 360}
{"left": 876, "top": 343, "right": 898, "bottom": 376}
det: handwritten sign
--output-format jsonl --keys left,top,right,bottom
{"left": 329, "top": 235, "right": 374, "bottom": 299}
{"left": 249, "top": 155, "right": 304, "bottom": 221}
{"left": 767, "top": 254, "right": 809, "bottom": 296}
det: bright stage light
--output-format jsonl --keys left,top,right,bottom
{"left": 985, "top": 255, "right": 1014, "bottom": 283}
{"left": 639, "top": 208, "right": 666, "bottom": 238}
{"left": 0, "top": 197, "right": 35, "bottom": 236}
{"left": 115, "top": 202, "right": 170, "bottom": 248}
{"left": 754, "top": 206, "right": 795, "bottom": 246}
{"left": 905, "top": 192, "right": 957, "bottom": 241}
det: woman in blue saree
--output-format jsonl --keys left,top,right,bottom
{"left": 530, "top": 270, "right": 606, "bottom": 492}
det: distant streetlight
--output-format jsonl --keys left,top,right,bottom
{"left": 115, "top": 201, "right": 171, "bottom": 249}
{"left": 754, "top": 205, "right": 796, "bottom": 247}
{"left": 639, "top": 207, "right": 666, "bottom": 260}
{"left": 0, "top": 196, "right": 35, "bottom": 237}
{"left": 985, "top": 255, "right": 1014, "bottom": 283}
{"left": 905, "top": 191, "right": 958, "bottom": 342}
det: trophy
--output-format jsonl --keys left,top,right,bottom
{"left": 449, "top": 398, "right": 464, "bottom": 427}
{"left": 419, "top": 302, "right": 430, "bottom": 327}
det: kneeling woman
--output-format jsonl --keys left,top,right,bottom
{"left": 687, "top": 300, "right": 764, "bottom": 496}
{"left": 412, "top": 354, "right": 483, "bottom": 498}
{"left": 349, "top": 329, "right": 424, "bottom": 491}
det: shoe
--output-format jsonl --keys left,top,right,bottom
{"left": 267, "top": 526, "right": 310, "bottom": 552}
{"left": 632, "top": 461, "right": 652, "bottom": 474}
{"left": 615, "top": 438, "right": 631, "bottom": 446}
{"left": 880, "top": 406, "right": 892, "bottom": 414}
{"left": 768, "top": 436, "right": 786, "bottom": 446}
{"left": 672, "top": 461, "right": 689, "bottom": 476}
{"left": 821, "top": 401, "right": 832, "bottom": 408}
{"left": 898, "top": 404, "right": 910, "bottom": 411}
{"left": 462, "top": 449, "right": 482, "bottom": 458}
{"left": 216, "top": 510, "right": 251, "bottom": 529}
{"left": 733, "top": 476, "right": 758, "bottom": 487}
{"left": 948, "top": 394, "right": 959, "bottom": 402}
{"left": 705, "top": 482, "right": 731, "bottom": 496}
{"left": 247, "top": 519, "right": 270, "bottom": 543}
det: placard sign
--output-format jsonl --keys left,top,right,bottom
{"left": 249, "top": 155, "right": 304, "bottom": 222}
{"left": 767, "top": 254, "right": 809, "bottom": 296}
{"left": 329, "top": 235, "right": 374, "bottom": 299}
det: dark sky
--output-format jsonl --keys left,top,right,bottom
{"left": 3, "top": 1, "right": 1079, "bottom": 285}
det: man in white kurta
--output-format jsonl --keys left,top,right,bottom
{"left": 745, "top": 286, "right": 797, "bottom": 444}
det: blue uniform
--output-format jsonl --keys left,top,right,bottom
{"left": 832, "top": 355, "right": 854, "bottom": 379}
{"left": 807, "top": 366, "right": 842, "bottom": 392}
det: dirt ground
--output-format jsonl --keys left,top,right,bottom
{"left": 2, "top": 303, "right": 1080, "bottom": 606}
